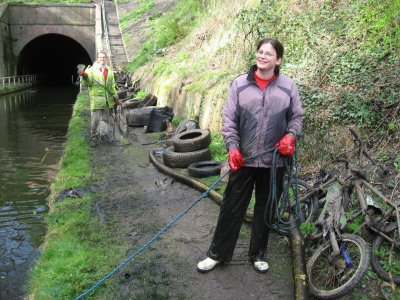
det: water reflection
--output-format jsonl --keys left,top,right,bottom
{"left": 0, "top": 86, "right": 77, "bottom": 299}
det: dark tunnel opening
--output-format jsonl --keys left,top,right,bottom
{"left": 17, "top": 34, "right": 92, "bottom": 86}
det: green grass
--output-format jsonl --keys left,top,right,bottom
{"left": 134, "top": 89, "right": 147, "bottom": 98}
{"left": 125, "top": 0, "right": 208, "bottom": 73}
{"left": 209, "top": 132, "right": 227, "bottom": 162}
{"left": 49, "top": 93, "right": 91, "bottom": 191}
{"left": 171, "top": 116, "right": 183, "bottom": 127}
{"left": 28, "top": 93, "right": 128, "bottom": 299}
{"left": 120, "top": 0, "right": 154, "bottom": 31}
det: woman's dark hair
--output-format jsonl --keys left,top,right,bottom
{"left": 256, "top": 38, "right": 284, "bottom": 75}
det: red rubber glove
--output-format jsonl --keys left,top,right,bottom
{"left": 228, "top": 148, "right": 244, "bottom": 172}
{"left": 78, "top": 70, "right": 88, "bottom": 78}
{"left": 275, "top": 134, "right": 296, "bottom": 156}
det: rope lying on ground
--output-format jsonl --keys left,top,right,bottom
{"left": 74, "top": 147, "right": 299, "bottom": 299}
{"left": 74, "top": 166, "right": 231, "bottom": 299}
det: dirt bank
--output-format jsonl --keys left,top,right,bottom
{"left": 89, "top": 127, "right": 294, "bottom": 299}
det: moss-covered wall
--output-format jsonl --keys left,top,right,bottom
{"left": 133, "top": 66, "right": 206, "bottom": 127}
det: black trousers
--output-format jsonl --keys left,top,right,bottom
{"left": 207, "top": 167, "right": 284, "bottom": 263}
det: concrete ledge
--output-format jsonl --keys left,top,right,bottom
{"left": 0, "top": 83, "right": 33, "bottom": 96}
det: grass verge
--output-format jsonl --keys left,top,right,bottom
{"left": 28, "top": 93, "right": 129, "bottom": 299}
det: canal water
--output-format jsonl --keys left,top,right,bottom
{"left": 0, "top": 86, "right": 78, "bottom": 300}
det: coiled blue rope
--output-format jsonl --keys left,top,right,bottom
{"left": 266, "top": 148, "right": 302, "bottom": 233}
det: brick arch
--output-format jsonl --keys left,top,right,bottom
{"left": 8, "top": 4, "right": 97, "bottom": 64}
{"left": 17, "top": 33, "right": 93, "bottom": 84}
{"left": 15, "top": 30, "right": 95, "bottom": 63}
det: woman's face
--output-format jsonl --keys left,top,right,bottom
{"left": 256, "top": 43, "right": 281, "bottom": 73}
{"left": 97, "top": 53, "right": 107, "bottom": 67}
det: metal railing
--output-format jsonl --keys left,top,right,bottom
{"left": 0, "top": 75, "right": 38, "bottom": 88}
{"left": 101, "top": 0, "right": 114, "bottom": 70}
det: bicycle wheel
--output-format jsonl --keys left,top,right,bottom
{"left": 272, "top": 179, "right": 319, "bottom": 236}
{"left": 307, "top": 234, "right": 370, "bottom": 299}
{"left": 371, "top": 222, "right": 400, "bottom": 284}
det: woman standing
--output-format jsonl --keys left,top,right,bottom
{"left": 79, "top": 51, "right": 118, "bottom": 147}
{"left": 197, "top": 38, "right": 303, "bottom": 273}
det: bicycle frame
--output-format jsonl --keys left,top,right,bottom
{"left": 308, "top": 179, "right": 350, "bottom": 254}
{"left": 352, "top": 176, "right": 400, "bottom": 243}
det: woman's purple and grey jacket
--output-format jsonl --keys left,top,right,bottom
{"left": 222, "top": 65, "right": 304, "bottom": 168}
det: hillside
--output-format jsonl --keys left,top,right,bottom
{"left": 120, "top": 0, "right": 399, "bottom": 173}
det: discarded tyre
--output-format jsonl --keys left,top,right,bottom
{"left": 371, "top": 222, "right": 400, "bottom": 284}
{"left": 165, "top": 138, "right": 174, "bottom": 148}
{"left": 172, "top": 129, "right": 211, "bottom": 152}
{"left": 146, "top": 106, "right": 174, "bottom": 133}
{"left": 163, "top": 147, "right": 211, "bottom": 168}
{"left": 307, "top": 234, "right": 370, "bottom": 299}
{"left": 188, "top": 161, "right": 222, "bottom": 178}
{"left": 126, "top": 106, "right": 156, "bottom": 126}
{"left": 172, "top": 119, "right": 199, "bottom": 137}
{"left": 122, "top": 98, "right": 146, "bottom": 109}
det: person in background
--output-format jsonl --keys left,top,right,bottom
{"left": 197, "top": 38, "right": 303, "bottom": 273}
{"left": 79, "top": 51, "right": 118, "bottom": 147}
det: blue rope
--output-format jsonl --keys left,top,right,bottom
{"left": 74, "top": 148, "right": 275, "bottom": 299}
{"left": 75, "top": 174, "right": 227, "bottom": 299}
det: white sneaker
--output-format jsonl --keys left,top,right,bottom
{"left": 196, "top": 257, "right": 220, "bottom": 273}
{"left": 254, "top": 261, "right": 269, "bottom": 273}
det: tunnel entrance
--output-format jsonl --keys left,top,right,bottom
{"left": 17, "top": 34, "right": 92, "bottom": 85}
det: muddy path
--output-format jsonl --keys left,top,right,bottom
{"left": 89, "top": 127, "right": 294, "bottom": 299}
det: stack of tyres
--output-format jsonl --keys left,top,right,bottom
{"left": 163, "top": 129, "right": 212, "bottom": 168}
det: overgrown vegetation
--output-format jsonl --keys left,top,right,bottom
{"left": 129, "top": 0, "right": 399, "bottom": 173}
{"left": 28, "top": 94, "right": 129, "bottom": 299}
{"left": 235, "top": 0, "right": 400, "bottom": 169}
{"left": 125, "top": 0, "right": 211, "bottom": 73}
{"left": 120, "top": 0, "right": 154, "bottom": 30}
